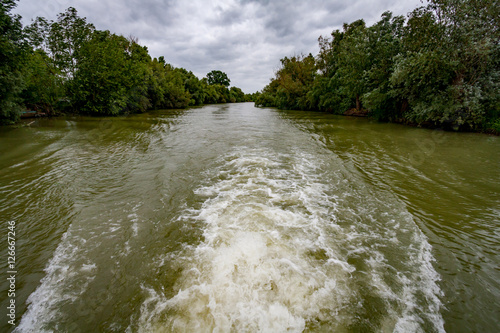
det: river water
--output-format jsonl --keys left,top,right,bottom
{"left": 0, "top": 103, "right": 499, "bottom": 332}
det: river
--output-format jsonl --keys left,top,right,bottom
{"left": 0, "top": 103, "right": 499, "bottom": 332}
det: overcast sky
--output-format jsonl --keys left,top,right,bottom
{"left": 13, "top": 0, "right": 424, "bottom": 93}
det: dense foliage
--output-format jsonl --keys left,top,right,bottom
{"left": 256, "top": 0, "right": 499, "bottom": 132}
{"left": 0, "top": 0, "right": 27, "bottom": 124}
{"left": 206, "top": 70, "right": 231, "bottom": 87}
{"left": 0, "top": 3, "right": 252, "bottom": 124}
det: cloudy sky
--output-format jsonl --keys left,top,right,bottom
{"left": 13, "top": 0, "right": 424, "bottom": 93}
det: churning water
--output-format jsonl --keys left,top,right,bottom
{"left": 1, "top": 103, "right": 499, "bottom": 332}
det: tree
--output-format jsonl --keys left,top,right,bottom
{"left": 362, "top": 12, "right": 406, "bottom": 121}
{"left": 1, "top": 5, "right": 251, "bottom": 123}
{"left": 255, "top": 79, "right": 279, "bottom": 107}
{"left": 162, "top": 65, "right": 191, "bottom": 109}
{"left": 47, "top": 7, "right": 95, "bottom": 78}
{"left": 176, "top": 67, "right": 205, "bottom": 106}
{"left": 275, "top": 54, "right": 316, "bottom": 110}
{"left": 255, "top": 54, "right": 317, "bottom": 110}
{"left": 23, "top": 7, "right": 96, "bottom": 114}
{"left": 257, "top": 1, "right": 498, "bottom": 132}
{"left": 311, "top": 30, "right": 347, "bottom": 113}
{"left": 21, "top": 49, "right": 64, "bottom": 114}
{"left": 390, "top": 0, "right": 499, "bottom": 130}
{"left": 70, "top": 31, "right": 151, "bottom": 115}
{"left": 341, "top": 20, "right": 368, "bottom": 111}
{"left": 0, "top": 0, "right": 26, "bottom": 124}
{"left": 229, "top": 86, "right": 245, "bottom": 103}
{"left": 206, "top": 70, "right": 230, "bottom": 87}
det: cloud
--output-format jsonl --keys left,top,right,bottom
{"left": 13, "top": 0, "right": 422, "bottom": 93}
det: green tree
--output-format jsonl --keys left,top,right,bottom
{"left": 229, "top": 86, "right": 245, "bottom": 103}
{"left": 146, "top": 57, "right": 168, "bottom": 109}
{"left": 24, "top": 7, "right": 95, "bottom": 79}
{"left": 244, "top": 91, "right": 260, "bottom": 102}
{"left": 390, "top": 0, "right": 499, "bottom": 130}
{"left": 271, "top": 54, "right": 316, "bottom": 110}
{"left": 3, "top": 5, "right": 254, "bottom": 122}
{"left": 255, "top": 79, "right": 279, "bottom": 107}
{"left": 163, "top": 64, "right": 191, "bottom": 109}
{"left": 310, "top": 31, "right": 347, "bottom": 113}
{"left": 0, "top": 0, "right": 26, "bottom": 124}
{"left": 258, "top": 0, "right": 498, "bottom": 133}
{"left": 362, "top": 12, "right": 406, "bottom": 121}
{"left": 213, "top": 84, "right": 230, "bottom": 103}
{"left": 335, "top": 20, "right": 370, "bottom": 111}
{"left": 206, "top": 70, "right": 230, "bottom": 87}
{"left": 21, "top": 49, "right": 64, "bottom": 114}
{"left": 70, "top": 31, "right": 151, "bottom": 115}
{"left": 309, "top": 20, "right": 370, "bottom": 113}
{"left": 47, "top": 7, "right": 95, "bottom": 78}
{"left": 176, "top": 67, "right": 205, "bottom": 106}
{"left": 432, "top": 0, "right": 500, "bottom": 131}
{"left": 201, "top": 80, "right": 219, "bottom": 104}
{"left": 23, "top": 7, "right": 96, "bottom": 114}
{"left": 146, "top": 60, "right": 192, "bottom": 110}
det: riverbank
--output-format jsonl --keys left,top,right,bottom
{"left": 254, "top": 105, "right": 500, "bottom": 135}
{"left": 254, "top": 2, "right": 498, "bottom": 136}
{"left": 6, "top": 103, "right": 498, "bottom": 137}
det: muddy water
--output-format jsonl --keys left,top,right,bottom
{"left": 0, "top": 103, "right": 498, "bottom": 332}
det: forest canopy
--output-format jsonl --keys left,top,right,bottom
{"left": 0, "top": 2, "right": 251, "bottom": 125}
{"left": 1, "top": 0, "right": 498, "bottom": 133}
{"left": 255, "top": 0, "right": 499, "bottom": 133}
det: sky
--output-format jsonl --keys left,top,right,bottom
{"left": 13, "top": 0, "right": 424, "bottom": 93}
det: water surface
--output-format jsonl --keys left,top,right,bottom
{"left": 0, "top": 103, "right": 498, "bottom": 332}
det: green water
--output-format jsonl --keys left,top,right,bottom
{"left": 0, "top": 103, "right": 498, "bottom": 332}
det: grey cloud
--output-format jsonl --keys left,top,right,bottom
{"left": 207, "top": 6, "right": 243, "bottom": 27}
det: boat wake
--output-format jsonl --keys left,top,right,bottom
{"left": 139, "top": 147, "right": 445, "bottom": 332}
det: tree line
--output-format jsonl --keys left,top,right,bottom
{"left": 255, "top": 0, "right": 499, "bottom": 133}
{"left": 0, "top": 2, "right": 252, "bottom": 125}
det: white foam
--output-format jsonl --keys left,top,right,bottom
{"left": 139, "top": 148, "right": 445, "bottom": 332}
{"left": 15, "top": 232, "right": 97, "bottom": 332}
{"left": 139, "top": 149, "right": 352, "bottom": 331}
{"left": 16, "top": 202, "right": 144, "bottom": 331}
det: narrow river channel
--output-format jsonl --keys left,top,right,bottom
{"left": 1, "top": 103, "right": 499, "bottom": 332}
